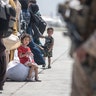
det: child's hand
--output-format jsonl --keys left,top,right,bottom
{"left": 26, "top": 52, "right": 32, "bottom": 56}
{"left": 40, "top": 47, "right": 44, "bottom": 50}
{"left": 30, "top": 53, "right": 34, "bottom": 56}
{"left": 48, "top": 49, "right": 51, "bottom": 52}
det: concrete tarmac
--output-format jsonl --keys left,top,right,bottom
{"left": 1, "top": 29, "right": 73, "bottom": 96}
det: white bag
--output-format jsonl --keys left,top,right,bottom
{"left": 3, "top": 34, "right": 21, "bottom": 50}
{"left": 6, "top": 60, "right": 35, "bottom": 81}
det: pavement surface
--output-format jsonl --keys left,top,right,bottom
{"left": 1, "top": 28, "right": 73, "bottom": 96}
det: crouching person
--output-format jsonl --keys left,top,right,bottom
{"left": 17, "top": 33, "right": 41, "bottom": 82}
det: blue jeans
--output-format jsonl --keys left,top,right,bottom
{"left": 26, "top": 27, "right": 45, "bottom": 65}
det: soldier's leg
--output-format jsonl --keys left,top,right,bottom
{"left": 71, "top": 62, "right": 92, "bottom": 96}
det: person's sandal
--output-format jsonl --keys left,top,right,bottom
{"left": 35, "top": 78, "right": 41, "bottom": 82}
{"left": 26, "top": 78, "right": 35, "bottom": 82}
{"left": 48, "top": 65, "right": 51, "bottom": 69}
{"left": 0, "top": 86, "right": 3, "bottom": 90}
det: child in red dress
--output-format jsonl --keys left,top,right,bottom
{"left": 18, "top": 33, "right": 41, "bottom": 82}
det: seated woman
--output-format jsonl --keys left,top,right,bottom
{"left": 19, "top": 0, "right": 46, "bottom": 67}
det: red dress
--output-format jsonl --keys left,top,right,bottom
{"left": 18, "top": 46, "right": 34, "bottom": 64}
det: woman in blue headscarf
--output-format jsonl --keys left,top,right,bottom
{"left": 26, "top": 0, "right": 46, "bottom": 67}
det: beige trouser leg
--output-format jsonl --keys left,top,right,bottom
{"left": 5, "top": 50, "right": 10, "bottom": 65}
{"left": 9, "top": 50, "right": 15, "bottom": 61}
{"left": 71, "top": 62, "right": 92, "bottom": 96}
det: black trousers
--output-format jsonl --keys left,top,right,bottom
{"left": 0, "top": 52, "right": 6, "bottom": 87}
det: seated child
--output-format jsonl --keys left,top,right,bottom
{"left": 17, "top": 33, "right": 41, "bottom": 82}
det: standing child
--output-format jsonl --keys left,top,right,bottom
{"left": 17, "top": 33, "right": 41, "bottom": 82}
{"left": 43, "top": 27, "right": 54, "bottom": 68}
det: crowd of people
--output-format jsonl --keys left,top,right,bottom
{"left": 0, "top": 0, "right": 54, "bottom": 91}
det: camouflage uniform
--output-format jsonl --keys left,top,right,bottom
{"left": 58, "top": 0, "right": 96, "bottom": 96}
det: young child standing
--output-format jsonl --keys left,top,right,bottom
{"left": 43, "top": 27, "right": 54, "bottom": 68}
{"left": 17, "top": 33, "right": 41, "bottom": 82}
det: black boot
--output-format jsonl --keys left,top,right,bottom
{"left": 0, "top": 86, "right": 3, "bottom": 90}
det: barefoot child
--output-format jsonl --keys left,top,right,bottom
{"left": 43, "top": 27, "right": 54, "bottom": 68}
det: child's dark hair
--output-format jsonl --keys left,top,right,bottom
{"left": 47, "top": 27, "right": 54, "bottom": 31}
{"left": 20, "top": 33, "right": 32, "bottom": 43}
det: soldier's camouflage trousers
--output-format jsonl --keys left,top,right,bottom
{"left": 71, "top": 56, "right": 96, "bottom": 96}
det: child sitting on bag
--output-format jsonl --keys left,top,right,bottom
{"left": 17, "top": 33, "right": 41, "bottom": 82}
